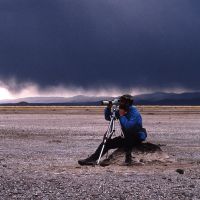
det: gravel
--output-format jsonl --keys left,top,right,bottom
{"left": 0, "top": 107, "right": 200, "bottom": 199}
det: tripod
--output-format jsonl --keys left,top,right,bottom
{"left": 97, "top": 107, "right": 123, "bottom": 165}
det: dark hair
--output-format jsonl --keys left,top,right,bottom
{"left": 119, "top": 94, "right": 134, "bottom": 106}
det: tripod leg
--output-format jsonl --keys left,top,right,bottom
{"left": 97, "top": 116, "right": 115, "bottom": 165}
{"left": 97, "top": 144, "right": 105, "bottom": 164}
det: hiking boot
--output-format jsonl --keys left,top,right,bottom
{"left": 78, "top": 156, "right": 97, "bottom": 166}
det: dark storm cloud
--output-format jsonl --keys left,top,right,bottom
{"left": 0, "top": 0, "right": 200, "bottom": 91}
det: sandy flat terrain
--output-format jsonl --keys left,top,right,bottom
{"left": 0, "top": 106, "right": 200, "bottom": 199}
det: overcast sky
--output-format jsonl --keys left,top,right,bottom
{"left": 0, "top": 0, "right": 200, "bottom": 99}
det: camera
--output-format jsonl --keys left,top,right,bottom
{"left": 101, "top": 94, "right": 134, "bottom": 108}
{"left": 101, "top": 99, "right": 120, "bottom": 106}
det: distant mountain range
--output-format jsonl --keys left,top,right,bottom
{"left": 0, "top": 92, "right": 200, "bottom": 105}
{"left": 134, "top": 92, "right": 200, "bottom": 105}
{"left": 0, "top": 95, "right": 113, "bottom": 106}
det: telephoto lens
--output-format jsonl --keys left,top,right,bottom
{"left": 101, "top": 99, "right": 120, "bottom": 106}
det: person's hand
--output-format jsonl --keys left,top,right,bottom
{"left": 119, "top": 109, "right": 127, "bottom": 116}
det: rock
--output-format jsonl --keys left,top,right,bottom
{"left": 99, "top": 142, "right": 173, "bottom": 166}
{"left": 132, "top": 142, "right": 162, "bottom": 153}
{"left": 99, "top": 158, "right": 111, "bottom": 167}
{"left": 189, "top": 184, "right": 195, "bottom": 188}
{"left": 176, "top": 169, "right": 184, "bottom": 174}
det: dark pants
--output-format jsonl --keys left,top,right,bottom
{"left": 91, "top": 133, "right": 142, "bottom": 160}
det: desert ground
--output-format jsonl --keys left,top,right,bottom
{"left": 0, "top": 106, "right": 200, "bottom": 200}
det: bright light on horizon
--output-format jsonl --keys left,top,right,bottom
{"left": 0, "top": 84, "right": 142, "bottom": 101}
{"left": 0, "top": 81, "right": 195, "bottom": 101}
{"left": 0, "top": 87, "right": 13, "bottom": 100}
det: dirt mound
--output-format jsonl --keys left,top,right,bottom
{"left": 100, "top": 142, "right": 174, "bottom": 166}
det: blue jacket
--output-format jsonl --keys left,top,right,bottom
{"left": 104, "top": 106, "right": 146, "bottom": 141}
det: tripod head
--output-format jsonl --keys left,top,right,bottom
{"left": 110, "top": 105, "right": 119, "bottom": 120}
